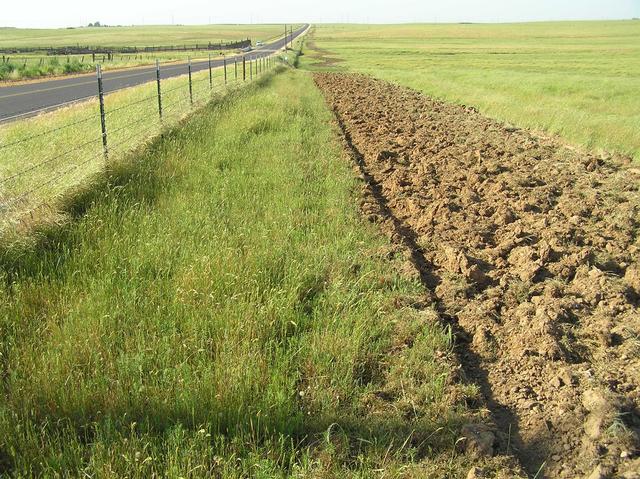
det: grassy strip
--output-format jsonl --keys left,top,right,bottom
{"left": 0, "top": 70, "right": 484, "bottom": 477}
{"left": 302, "top": 21, "right": 640, "bottom": 161}
{"left": 0, "top": 57, "right": 90, "bottom": 81}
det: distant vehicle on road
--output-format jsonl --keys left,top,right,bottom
{"left": 256, "top": 41, "right": 264, "bottom": 46}
{"left": 241, "top": 46, "right": 253, "bottom": 53}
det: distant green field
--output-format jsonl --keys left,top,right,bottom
{"left": 0, "top": 24, "right": 295, "bottom": 48}
{"left": 303, "top": 21, "right": 640, "bottom": 161}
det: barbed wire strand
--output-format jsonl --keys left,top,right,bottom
{"left": 1, "top": 121, "right": 160, "bottom": 212}
{"left": 1, "top": 148, "right": 106, "bottom": 211}
{"left": 0, "top": 113, "right": 98, "bottom": 150}
{"left": 105, "top": 94, "right": 157, "bottom": 116}
{"left": 0, "top": 136, "right": 102, "bottom": 185}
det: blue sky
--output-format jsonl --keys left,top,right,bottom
{"left": 2, "top": 0, "right": 639, "bottom": 28}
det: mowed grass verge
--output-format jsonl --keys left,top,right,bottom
{"left": 0, "top": 70, "right": 481, "bottom": 477}
{"left": 303, "top": 21, "right": 640, "bottom": 161}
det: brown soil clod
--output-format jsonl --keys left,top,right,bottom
{"left": 314, "top": 72, "right": 640, "bottom": 478}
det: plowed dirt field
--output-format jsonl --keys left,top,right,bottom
{"left": 314, "top": 72, "right": 640, "bottom": 478}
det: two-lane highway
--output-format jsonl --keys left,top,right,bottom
{"left": 0, "top": 24, "right": 309, "bottom": 123}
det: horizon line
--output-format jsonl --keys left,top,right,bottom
{"left": 1, "top": 17, "right": 638, "bottom": 30}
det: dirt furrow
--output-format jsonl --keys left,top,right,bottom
{"left": 314, "top": 72, "right": 640, "bottom": 478}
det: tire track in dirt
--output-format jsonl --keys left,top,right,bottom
{"left": 305, "top": 40, "right": 345, "bottom": 69}
{"left": 314, "top": 72, "right": 640, "bottom": 478}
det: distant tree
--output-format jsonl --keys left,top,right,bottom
{"left": 88, "top": 22, "right": 94, "bottom": 27}
{"left": 94, "top": 21, "right": 101, "bottom": 27}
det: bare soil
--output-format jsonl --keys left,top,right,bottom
{"left": 305, "top": 40, "right": 345, "bottom": 69}
{"left": 314, "top": 72, "right": 640, "bottom": 478}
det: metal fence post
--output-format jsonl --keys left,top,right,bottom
{"left": 208, "top": 54, "right": 212, "bottom": 89}
{"left": 235, "top": 57, "right": 238, "bottom": 81}
{"left": 188, "top": 57, "right": 193, "bottom": 105}
{"left": 156, "top": 60, "right": 163, "bottom": 120}
{"left": 223, "top": 56, "right": 227, "bottom": 84}
{"left": 96, "top": 65, "right": 108, "bottom": 160}
{"left": 243, "top": 56, "right": 246, "bottom": 81}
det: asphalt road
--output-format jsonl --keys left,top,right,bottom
{"left": 0, "top": 24, "right": 309, "bottom": 123}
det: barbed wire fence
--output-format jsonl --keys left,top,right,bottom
{"left": 0, "top": 50, "right": 285, "bottom": 229}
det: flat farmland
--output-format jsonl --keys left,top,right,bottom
{"left": 303, "top": 21, "right": 640, "bottom": 161}
{"left": 1, "top": 17, "right": 639, "bottom": 479}
{"left": 0, "top": 24, "right": 296, "bottom": 48}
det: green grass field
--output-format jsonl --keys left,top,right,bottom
{"left": 0, "top": 24, "right": 294, "bottom": 49}
{"left": 302, "top": 21, "right": 640, "bottom": 161}
{"left": 0, "top": 69, "right": 504, "bottom": 478}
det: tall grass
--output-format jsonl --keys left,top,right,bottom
{"left": 0, "top": 70, "right": 490, "bottom": 477}
{"left": 0, "top": 57, "right": 90, "bottom": 81}
{"left": 302, "top": 21, "right": 640, "bottom": 161}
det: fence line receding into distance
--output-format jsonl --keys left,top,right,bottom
{"left": 0, "top": 52, "right": 283, "bottom": 227}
